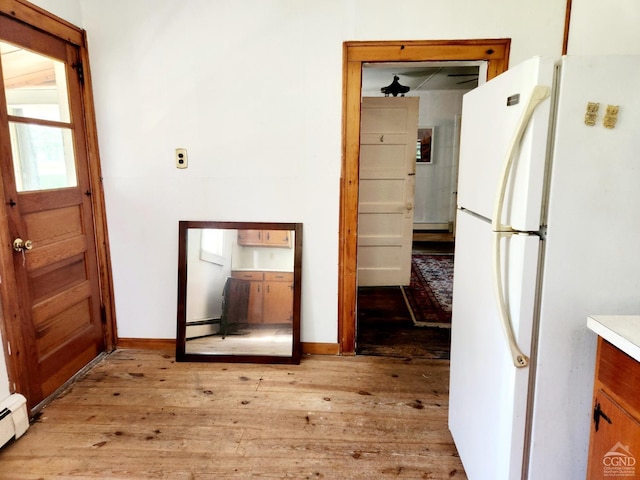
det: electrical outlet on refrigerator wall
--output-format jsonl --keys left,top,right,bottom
{"left": 176, "top": 148, "right": 188, "bottom": 169}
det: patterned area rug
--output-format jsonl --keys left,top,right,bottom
{"left": 402, "top": 253, "right": 454, "bottom": 327}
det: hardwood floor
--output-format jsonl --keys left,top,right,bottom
{"left": 0, "top": 349, "right": 467, "bottom": 479}
{"left": 357, "top": 287, "right": 451, "bottom": 359}
{"left": 356, "top": 240, "right": 455, "bottom": 360}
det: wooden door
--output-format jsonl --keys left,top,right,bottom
{"left": 357, "top": 97, "right": 419, "bottom": 286}
{"left": 0, "top": 16, "right": 105, "bottom": 410}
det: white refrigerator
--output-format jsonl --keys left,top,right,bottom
{"left": 449, "top": 55, "right": 640, "bottom": 480}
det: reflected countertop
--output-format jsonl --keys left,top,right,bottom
{"left": 587, "top": 315, "right": 640, "bottom": 362}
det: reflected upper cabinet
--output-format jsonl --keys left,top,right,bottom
{"left": 176, "top": 221, "right": 302, "bottom": 364}
{"left": 237, "top": 229, "right": 292, "bottom": 248}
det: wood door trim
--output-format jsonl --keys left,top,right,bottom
{"left": 338, "top": 39, "right": 511, "bottom": 354}
{"left": 0, "top": 1, "right": 117, "bottom": 399}
{"left": 79, "top": 30, "right": 118, "bottom": 351}
{"left": 0, "top": 0, "right": 84, "bottom": 46}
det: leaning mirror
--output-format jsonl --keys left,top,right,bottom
{"left": 176, "top": 221, "right": 302, "bottom": 364}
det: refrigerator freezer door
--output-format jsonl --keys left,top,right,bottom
{"left": 449, "top": 210, "right": 540, "bottom": 480}
{"left": 457, "top": 57, "right": 555, "bottom": 230}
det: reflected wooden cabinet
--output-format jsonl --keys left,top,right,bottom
{"left": 238, "top": 230, "right": 291, "bottom": 248}
{"left": 263, "top": 272, "right": 294, "bottom": 324}
{"left": 231, "top": 271, "right": 263, "bottom": 324}
{"left": 587, "top": 338, "right": 640, "bottom": 479}
{"left": 231, "top": 271, "right": 293, "bottom": 324}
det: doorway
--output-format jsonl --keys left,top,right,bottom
{"left": 0, "top": 5, "right": 116, "bottom": 412}
{"left": 339, "top": 40, "right": 511, "bottom": 355}
{"left": 355, "top": 62, "right": 482, "bottom": 358}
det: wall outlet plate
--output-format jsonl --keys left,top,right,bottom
{"left": 176, "top": 148, "right": 188, "bottom": 169}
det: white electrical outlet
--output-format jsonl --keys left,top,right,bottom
{"left": 176, "top": 148, "right": 188, "bottom": 169}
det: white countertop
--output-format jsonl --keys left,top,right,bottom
{"left": 587, "top": 315, "right": 640, "bottom": 362}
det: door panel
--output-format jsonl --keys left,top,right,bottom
{"left": 357, "top": 97, "right": 418, "bottom": 287}
{"left": 0, "top": 41, "right": 71, "bottom": 123}
{"left": 0, "top": 15, "right": 104, "bottom": 409}
{"left": 587, "top": 390, "right": 640, "bottom": 479}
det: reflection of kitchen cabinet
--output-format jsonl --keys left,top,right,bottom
{"left": 231, "top": 271, "right": 264, "bottom": 324}
{"left": 231, "top": 271, "right": 293, "bottom": 324}
{"left": 587, "top": 337, "right": 640, "bottom": 479}
{"left": 263, "top": 272, "right": 294, "bottom": 324}
{"left": 237, "top": 230, "right": 291, "bottom": 248}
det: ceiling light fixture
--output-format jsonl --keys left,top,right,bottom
{"left": 381, "top": 75, "right": 410, "bottom": 97}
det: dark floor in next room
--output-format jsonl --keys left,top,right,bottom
{"left": 356, "top": 240, "right": 455, "bottom": 360}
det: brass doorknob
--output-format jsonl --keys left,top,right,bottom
{"left": 13, "top": 238, "right": 33, "bottom": 252}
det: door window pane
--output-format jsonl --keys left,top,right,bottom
{"left": 9, "top": 122, "right": 77, "bottom": 191}
{"left": 1, "top": 41, "right": 70, "bottom": 123}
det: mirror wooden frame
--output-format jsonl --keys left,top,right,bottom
{"left": 176, "top": 221, "right": 302, "bottom": 364}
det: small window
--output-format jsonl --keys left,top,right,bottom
{"left": 200, "top": 229, "right": 226, "bottom": 266}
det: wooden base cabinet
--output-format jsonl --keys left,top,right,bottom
{"left": 263, "top": 272, "right": 294, "bottom": 324}
{"left": 231, "top": 271, "right": 293, "bottom": 324}
{"left": 231, "top": 271, "right": 263, "bottom": 324}
{"left": 587, "top": 338, "right": 640, "bottom": 479}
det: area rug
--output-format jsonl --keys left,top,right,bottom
{"left": 402, "top": 253, "right": 454, "bottom": 328}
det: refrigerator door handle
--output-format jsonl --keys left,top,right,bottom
{"left": 491, "top": 85, "right": 550, "bottom": 232}
{"left": 490, "top": 85, "right": 549, "bottom": 369}
{"left": 492, "top": 231, "right": 529, "bottom": 367}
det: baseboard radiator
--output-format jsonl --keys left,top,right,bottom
{"left": 0, "top": 394, "right": 29, "bottom": 449}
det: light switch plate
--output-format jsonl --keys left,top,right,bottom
{"left": 176, "top": 148, "right": 188, "bottom": 169}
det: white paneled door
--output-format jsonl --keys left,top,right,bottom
{"left": 357, "top": 97, "right": 419, "bottom": 286}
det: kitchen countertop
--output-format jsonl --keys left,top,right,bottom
{"left": 587, "top": 315, "right": 640, "bottom": 362}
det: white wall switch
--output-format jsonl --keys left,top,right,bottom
{"left": 176, "top": 148, "right": 188, "bottom": 169}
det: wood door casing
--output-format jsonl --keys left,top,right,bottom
{"left": 339, "top": 39, "right": 511, "bottom": 354}
{"left": 0, "top": 5, "right": 114, "bottom": 412}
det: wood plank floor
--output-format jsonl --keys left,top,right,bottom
{"left": 357, "top": 286, "right": 451, "bottom": 360}
{"left": 0, "top": 350, "right": 467, "bottom": 479}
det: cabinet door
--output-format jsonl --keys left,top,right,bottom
{"left": 231, "top": 271, "right": 264, "bottom": 323}
{"left": 238, "top": 230, "right": 263, "bottom": 246}
{"left": 587, "top": 390, "right": 640, "bottom": 479}
{"left": 264, "top": 230, "right": 292, "bottom": 247}
{"left": 263, "top": 281, "right": 293, "bottom": 324}
{"left": 247, "top": 281, "right": 263, "bottom": 324}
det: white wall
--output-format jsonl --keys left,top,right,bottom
{"left": 185, "top": 229, "right": 229, "bottom": 324}
{"left": 0, "top": 329, "right": 9, "bottom": 399}
{"left": 23, "top": 0, "right": 638, "bottom": 346}
{"left": 414, "top": 91, "right": 467, "bottom": 227}
{"left": 568, "top": 0, "right": 640, "bottom": 55}
{"left": 28, "top": 0, "right": 82, "bottom": 25}
{"left": 75, "top": 0, "right": 566, "bottom": 344}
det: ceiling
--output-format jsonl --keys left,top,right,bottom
{"left": 362, "top": 61, "right": 484, "bottom": 93}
